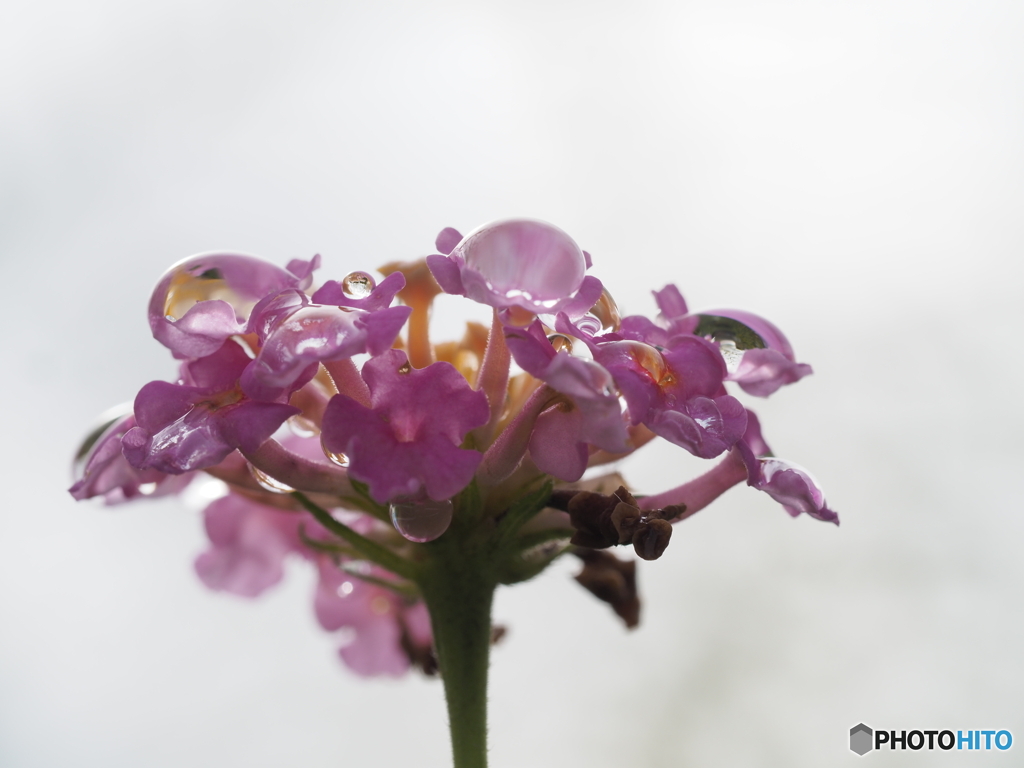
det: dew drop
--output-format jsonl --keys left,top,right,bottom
{"left": 288, "top": 415, "right": 319, "bottom": 438}
{"left": 320, "top": 433, "right": 350, "bottom": 467}
{"left": 342, "top": 271, "right": 376, "bottom": 298}
{"left": 325, "top": 449, "right": 350, "bottom": 467}
{"left": 138, "top": 482, "right": 158, "bottom": 495}
{"left": 336, "top": 581, "right": 355, "bottom": 597}
{"left": 248, "top": 463, "right": 294, "bottom": 493}
{"left": 389, "top": 498, "right": 454, "bottom": 543}
{"left": 546, "top": 333, "right": 574, "bottom": 353}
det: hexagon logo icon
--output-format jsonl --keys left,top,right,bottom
{"left": 850, "top": 723, "right": 873, "bottom": 756}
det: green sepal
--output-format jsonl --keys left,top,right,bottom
{"left": 493, "top": 480, "right": 553, "bottom": 547}
{"left": 495, "top": 527, "right": 574, "bottom": 585}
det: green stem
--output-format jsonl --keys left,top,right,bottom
{"left": 291, "top": 492, "right": 417, "bottom": 581}
{"left": 420, "top": 537, "right": 497, "bottom": 768}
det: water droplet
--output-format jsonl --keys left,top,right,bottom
{"left": 248, "top": 463, "right": 294, "bottom": 493}
{"left": 693, "top": 314, "right": 766, "bottom": 350}
{"left": 546, "top": 333, "right": 574, "bottom": 353}
{"left": 342, "top": 271, "right": 376, "bottom": 298}
{"left": 576, "top": 314, "right": 602, "bottom": 335}
{"left": 718, "top": 339, "right": 744, "bottom": 374}
{"left": 288, "top": 415, "right": 319, "bottom": 438}
{"left": 622, "top": 341, "right": 668, "bottom": 379}
{"left": 320, "top": 432, "right": 350, "bottom": 467}
{"left": 397, "top": 360, "right": 412, "bottom": 374}
{"left": 138, "top": 482, "right": 158, "bottom": 495}
{"left": 336, "top": 581, "right": 355, "bottom": 597}
{"left": 325, "top": 449, "right": 350, "bottom": 467}
{"left": 591, "top": 289, "right": 622, "bottom": 331}
{"left": 389, "top": 498, "right": 454, "bottom": 542}
{"left": 156, "top": 254, "right": 297, "bottom": 323}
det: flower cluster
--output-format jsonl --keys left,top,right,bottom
{"left": 71, "top": 219, "right": 836, "bottom": 677}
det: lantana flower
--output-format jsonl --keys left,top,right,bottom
{"left": 71, "top": 218, "right": 838, "bottom": 767}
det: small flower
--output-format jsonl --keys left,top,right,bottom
{"left": 122, "top": 339, "right": 300, "bottom": 474}
{"left": 321, "top": 349, "right": 489, "bottom": 502}
{"left": 240, "top": 287, "right": 411, "bottom": 402}
{"left": 314, "top": 557, "right": 433, "bottom": 677}
{"left": 755, "top": 458, "right": 838, "bottom": 524}
{"left": 69, "top": 411, "right": 191, "bottom": 503}
{"left": 194, "top": 492, "right": 307, "bottom": 597}
{"left": 504, "top": 319, "right": 628, "bottom": 480}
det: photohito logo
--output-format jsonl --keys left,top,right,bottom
{"left": 849, "top": 723, "right": 1013, "bottom": 755}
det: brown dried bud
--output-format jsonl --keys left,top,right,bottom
{"left": 573, "top": 548, "right": 640, "bottom": 629}
{"left": 551, "top": 485, "right": 684, "bottom": 560}
{"left": 632, "top": 518, "right": 672, "bottom": 560}
{"left": 610, "top": 501, "right": 641, "bottom": 543}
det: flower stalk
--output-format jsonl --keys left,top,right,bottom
{"left": 419, "top": 531, "right": 498, "bottom": 768}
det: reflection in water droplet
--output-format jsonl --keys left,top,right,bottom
{"left": 336, "top": 581, "right": 355, "bottom": 597}
{"left": 138, "top": 482, "right": 158, "bottom": 495}
{"left": 320, "top": 433, "right": 350, "bottom": 467}
{"left": 546, "top": 333, "right": 574, "bottom": 353}
{"left": 248, "top": 463, "right": 294, "bottom": 493}
{"left": 621, "top": 340, "right": 668, "bottom": 380}
{"left": 718, "top": 339, "right": 744, "bottom": 374}
{"left": 576, "top": 315, "right": 602, "bottom": 335}
{"left": 591, "top": 289, "right": 622, "bottom": 332}
{"left": 326, "top": 449, "right": 350, "bottom": 467}
{"left": 342, "top": 271, "right": 376, "bottom": 298}
{"left": 289, "top": 415, "right": 319, "bottom": 438}
{"left": 389, "top": 498, "right": 454, "bottom": 542}
{"left": 398, "top": 360, "right": 412, "bottom": 374}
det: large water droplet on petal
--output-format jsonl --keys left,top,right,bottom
{"left": 389, "top": 498, "right": 454, "bottom": 542}
{"left": 342, "top": 271, "right": 376, "bottom": 298}
{"left": 157, "top": 254, "right": 295, "bottom": 322}
{"left": 248, "top": 463, "right": 295, "bottom": 493}
{"left": 619, "top": 340, "right": 669, "bottom": 381}
{"left": 693, "top": 314, "right": 766, "bottom": 350}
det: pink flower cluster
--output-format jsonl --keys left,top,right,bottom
{"left": 71, "top": 219, "right": 836, "bottom": 674}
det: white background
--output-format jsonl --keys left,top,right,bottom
{"left": 1, "top": 1, "right": 1022, "bottom": 766}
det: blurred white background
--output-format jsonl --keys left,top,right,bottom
{"left": 2, "top": 0, "right": 1022, "bottom": 766}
